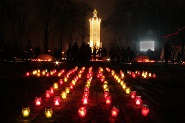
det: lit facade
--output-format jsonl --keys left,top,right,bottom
{"left": 89, "top": 9, "right": 101, "bottom": 51}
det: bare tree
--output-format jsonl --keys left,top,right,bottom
{"left": 36, "top": 0, "right": 57, "bottom": 53}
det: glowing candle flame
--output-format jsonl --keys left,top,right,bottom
{"left": 54, "top": 96, "right": 61, "bottom": 106}
{"left": 141, "top": 104, "right": 149, "bottom": 116}
{"left": 135, "top": 96, "right": 142, "bottom": 105}
{"left": 22, "top": 107, "right": 30, "bottom": 117}
{"left": 45, "top": 90, "right": 51, "bottom": 98}
{"left": 35, "top": 97, "right": 42, "bottom": 106}
{"left": 78, "top": 106, "right": 87, "bottom": 118}
{"left": 111, "top": 106, "right": 119, "bottom": 117}
{"left": 105, "top": 96, "right": 111, "bottom": 105}
{"left": 130, "top": 91, "right": 136, "bottom": 99}
{"left": 45, "top": 107, "right": 53, "bottom": 118}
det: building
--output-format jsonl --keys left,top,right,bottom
{"left": 89, "top": 9, "right": 102, "bottom": 52}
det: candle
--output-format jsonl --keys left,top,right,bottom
{"left": 82, "top": 97, "right": 88, "bottom": 105}
{"left": 50, "top": 87, "right": 54, "bottom": 94}
{"left": 45, "top": 90, "right": 51, "bottom": 98}
{"left": 141, "top": 104, "right": 149, "bottom": 116}
{"left": 45, "top": 107, "right": 53, "bottom": 118}
{"left": 135, "top": 96, "right": 142, "bottom": 105}
{"left": 126, "top": 88, "right": 130, "bottom": 94}
{"left": 61, "top": 91, "right": 67, "bottom": 99}
{"left": 111, "top": 106, "right": 119, "bottom": 117}
{"left": 130, "top": 91, "right": 136, "bottom": 99}
{"left": 54, "top": 96, "right": 61, "bottom": 106}
{"left": 26, "top": 72, "right": 30, "bottom": 76}
{"left": 59, "top": 79, "right": 63, "bottom": 85}
{"left": 78, "top": 106, "right": 87, "bottom": 118}
{"left": 35, "top": 97, "right": 42, "bottom": 106}
{"left": 104, "top": 91, "right": 109, "bottom": 98}
{"left": 105, "top": 96, "right": 111, "bottom": 105}
{"left": 53, "top": 83, "right": 58, "bottom": 89}
{"left": 22, "top": 107, "right": 30, "bottom": 117}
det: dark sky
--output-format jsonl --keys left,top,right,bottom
{"left": 78, "top": 0, "right": 115, "bottom": 48}
{"left": 81, "top": 0, "right": 115, "bottom": 20}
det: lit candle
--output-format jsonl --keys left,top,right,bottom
{"left": 82, "top": 97, "right": 88, "bottom": 105}
{"left": 53, "top": 83, "right": 58, "bottom": 89}
{"left": 126, "top": 88, "right": 130, "bottom": 94}
{"left": 61, "top": 91, "right": 67, "bottom": 99}
{"left": 78, "top": 74, "right": 82, "bottom": 78}
{"left": 141, "top": 104, "right": 149, "bottom": 116}
{"left": 26, "top": 72, "right": 30, "bottom": 76}
{"left": 46, "top": 73, "right": 49, "bottom": 77}
{"left": 111, "top": 106, "right": 119, "bottom": 117}
{"left": 105, "top": 96, "right": 111, "bottom": 105}
{"left": 78, "top": 106, "right": 87, "bottom": 118}
{"left": 54, "top": 96, "right": 61, "bottom": 106}
{"left": 104, "top": 91, "right": 109, "bottom": 98}
{"left": 35, "top": 97, "right": 42, "bottom": 106}
{"left": 64, "top": 76, "right": 67, "bottom": 82}
{"left": 135, "top": 96, "right": 142, "bottom": 105}
{"left": 65, "top": 87, "right": 70, "bottom": 94}
{"left": 103, "top": 84, "right": 108, "bottom": 90}
{"left": 50, "top": 87, "right": 54, "bottom": 94}
{"left": 130, "top": 91, "right": 136, "bottom": 99}
{"left": 122, "top": 83, "right": 126, "bottom": 90}
{"left": 59, "top": 79, "right": 63, "bottom": 85}
{"left": 45, "top": 107, "right": 53, "bottom": 118}
{"left": 22, "top": 107, "right": 30, "bottom": 117}
{"left": 69, "top": 83, "right": 74, "bottom": 89}
{"left": 45, "top": 90, "right": 51, "bottom": 98}
{"left": 153, "top": 73, "right": 156, "bottom": 78}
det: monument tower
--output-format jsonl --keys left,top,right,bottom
{"left": 89, "top": 9, "right": 101, "bottom": 52}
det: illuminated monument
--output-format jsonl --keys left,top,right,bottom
{"left": 89, "top": 9, "right": 101, "bottom": 52}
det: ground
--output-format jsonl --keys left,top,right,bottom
{"left": 0, "top": 61, "right": 185, "bottom": 123}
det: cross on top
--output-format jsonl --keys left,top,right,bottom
{"left": 93, "top": 9, "right": 97, "bottom": 17}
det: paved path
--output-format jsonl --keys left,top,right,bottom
{"left": 0, "top": 61, "right": 185, "bottom": 122}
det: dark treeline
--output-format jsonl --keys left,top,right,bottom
{"left": 0, "top": 0, "right": 93, "bottom": 60}
{"left": 102, "top": 0, "right": 185, "bottom": 61}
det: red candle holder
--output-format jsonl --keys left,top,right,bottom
{"left": 130, "top": 91, "right": 136, "bottom": 99}
{"left": 104, "top": 91, "right": 109, "bottom": 98}
{"left": 45, "top": 90, "right": 51, "bottom": 98}
{"left": 78, "top": 106, "right": 87, "bottom": 118}
{"left": 26, "top": 72, "right": 30, "bottom": 76}
{"left": 84, "top": 87, "right": 89, "bottom": 92}
{"left": 111, "top": 106, "right": 119, "bottom": 117}
{"left": 105, "top": 96, "right": 111, "bottom": 105}
{"left": 35, "top": 97, "right": 42, "bottom": 106}
{"left": 69, "top": 84, "right": 74, "bottom": 89}
{"left": 54, "top": 96, "right": 61, "bottom": 106}
{"left": 50, "top": 87, "right": 54, "bottom": 94}
{"left": 153, "top": 73, "right": 156, "bottom": 78}
{"left": 135, "top": 96, "right": 142, "bottom": 105}
{"left": 83, "top": 92, "right": 89, "bottom": 97}
{"left": 59, "top": 79, "right": 63, "bottom": 85}
{"left": 82, "top": 97, "right": 88, "bottom": 105}
{"left": 141, "top": 104, "right": 149, "bottom": 116}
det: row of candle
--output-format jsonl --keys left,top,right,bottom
{"left": 98, "top": 67, "right": 120, "bottom": 118}
{"left": 78, "top": 67, "right": 93, "bottom": 118}
{"left": 61, "top": 67, "right": 85, "bottom": 100}
{"left": 26, "top": 69, "right": 65, "bottom": 77}
{"left": 22, "top": 66, "right": 81, "bottom": 118}
{"left": 98, "top": 67, "right": 112, "bottom": 105}
{"left": 126, "top": 70, "right": 156, "bottom": 78}
{"left": 107, "top": 68, "right": 150, "bottom": 117}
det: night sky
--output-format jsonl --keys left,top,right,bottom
{"left": 1, "top": 0, "right": 185, "bottom": 54}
